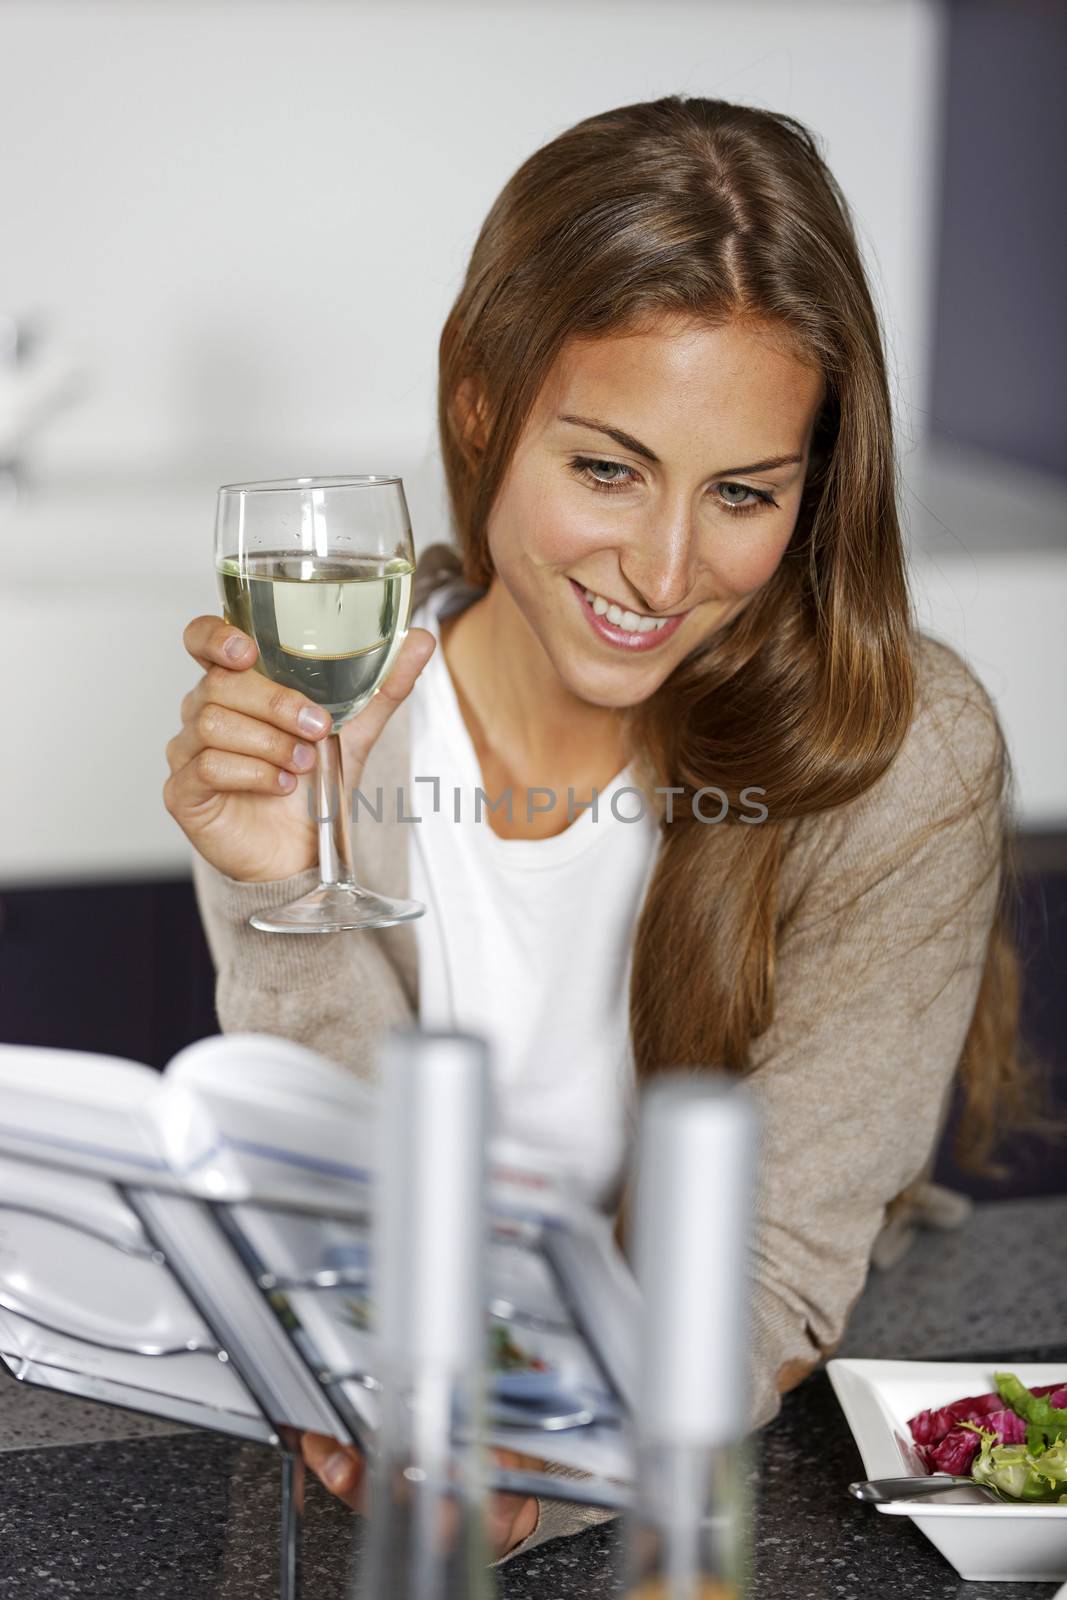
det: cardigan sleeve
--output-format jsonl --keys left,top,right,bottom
{"left": 489, "top": 1464, "right": 620, "bottom": 1567}
{"left": 188, "top": 849, "right": 415, "bottom": 1084}
{"left": 742, "top": 635, "right": 1006, "bottom": 1426}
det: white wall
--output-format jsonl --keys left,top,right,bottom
{"left": 1, "top": 0, "right": 944, "bottom": 494}
{"left": 26, "top": 1, "right": 1064, "bottom": 887}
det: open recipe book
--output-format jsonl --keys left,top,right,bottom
{"left": 0, "top": 1030, "right": 640, "bottom": 1508}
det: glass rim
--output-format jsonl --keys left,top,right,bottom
{"left": 218, "top": 474, "right": 402, "bottom": 494}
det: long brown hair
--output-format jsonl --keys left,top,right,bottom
{"left": 429, "top": 94, "right": 1031, "bottom": 1176}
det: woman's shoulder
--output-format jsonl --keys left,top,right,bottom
{"left": 889, "top": 631, "right": 1006, "bottom": 831}
{"left": 783, "top": 633, "right": 1007, "bottom": 912}
{"left": 908, "top": 631, "right": 1003, "bottom": 776}
{"left": 843, "top": 630, "right": 1004, "bottom": 817}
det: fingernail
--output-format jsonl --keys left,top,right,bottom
{"left": 323, "top": 1451, "right": 353, "bottom": 1492}
{"left": 225, "top": 634, "right": 249, "bottom": 660}
{"left": 298, "top": 705, "right": 330, "bottom": 735}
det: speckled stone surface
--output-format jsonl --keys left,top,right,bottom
{"left": 1, "top": 1197, "right": 1065, "bottom": 1598}
{"left": 0, "top": 1376, "right": 190, "bottom": 1452}
{"left": 837, "top": 1194, "right": 1067, "bottom": 1362}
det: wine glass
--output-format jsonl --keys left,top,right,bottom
{"left": 214, "top": 474, "right": 425, "bottom": 933}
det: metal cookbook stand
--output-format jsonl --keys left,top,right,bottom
{"left": 0, "top": 1142, "right": 633, "bottom": 1599}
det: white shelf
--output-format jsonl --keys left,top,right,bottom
{"left": 903, "top": 439, "right": 1067, "bottom": 831}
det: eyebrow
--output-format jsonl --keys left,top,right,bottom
{"left": 555, "top": 413, "right": 804, "bottom": 477}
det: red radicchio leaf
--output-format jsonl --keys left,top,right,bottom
{"left": 908, "top": 1390, "right": 1004, "bottom": 1446}
{"left": 927, "top": 1427, "right": 982, "bottom": 1475}
{"left": 907, "top": 1379, "right": 1066, "bottom": 1471}
{"left": 985, "top": 1408, "right": 1027, "bottom": 1444}
{"left": 923, "top": 1408, "right": 1025, "bottom": 1474}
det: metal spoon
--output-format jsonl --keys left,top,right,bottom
{"left": 849, "top": 1475, "right": 1007, "bottom": 1504}
{"left": 491, "top": 1400, "right": 596, "bottom": 1431}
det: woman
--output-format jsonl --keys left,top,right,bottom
{"left": 167, "top": 96, "right": 1026, "bottom": 1563}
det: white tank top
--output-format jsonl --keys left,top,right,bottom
{"left": 407, "top": 578, "right": 661, "bottom": 1211}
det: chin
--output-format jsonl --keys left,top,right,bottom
{"left": 557, "top": 656, "right": 667, "bottom": 711}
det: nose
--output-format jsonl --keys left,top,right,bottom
{"left": 619, "top": 504, "right": 699, "bottom": 616}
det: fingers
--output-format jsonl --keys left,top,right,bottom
{"left": 484, "top": 1448, "right": 543, "bottom": 1558}
{"left": 166, "top": 615, "right": 435, "bottom": 835}
{"left": 183, "top": 614, "right": 260, "bottom": 676}
{"left": 180, "top": 632, "right": 335, "bottom": 746}
{"left": 165, "top": 701, "right": 321, "bottom": 784}
{"left": 295, "top": 1430, "right": 536, "bottom": 1560}
{"left": 169, "top": 615, "right": 338, "bottom": 814}
{"left": 164, "top": 747, "right": 301, "bottom": 817}
{"left": 486, "top": 1491, "right": 540, "bottom": 1558}
{"left": 181, "top": 614, "right": 333, "bottom": 740}
{"left": 299, "top": 1431, "right": 367, "bottom": 1513}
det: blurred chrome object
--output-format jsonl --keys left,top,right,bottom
{"left": 0, "top": 312, "right": 87, "bottom": 513}
{"left": 624, "top": 1076, "right": 759, "bottom": 1600}
{"left": 355, "top": 1026, "right": 495, "bottom": 1600}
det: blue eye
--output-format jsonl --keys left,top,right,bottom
{"left": 567, "top": 456, "right": 777, "bottom": 516}
{"left": 570, "top": 457, "right": 634, "bottom": 490}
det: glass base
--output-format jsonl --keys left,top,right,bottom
{"left": 249, "top": 880, "right": 426, "bottom": 934}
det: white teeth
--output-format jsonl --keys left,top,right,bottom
{"left": 581, "top": 586, "right": 668, "bottom": 632}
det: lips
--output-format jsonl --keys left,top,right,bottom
{"left": 568, "top": 577, "right": 688, "bottom": 652}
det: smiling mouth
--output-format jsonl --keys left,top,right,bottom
{"left": 567, "top": 577, "right": 690, "bottom": 651}
{"left": 570, "top": 578, "right": 688, "bottom": 631}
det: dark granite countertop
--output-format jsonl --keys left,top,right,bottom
{"left": 2, "top": 1196, "right": 1065, "bottom": 1598}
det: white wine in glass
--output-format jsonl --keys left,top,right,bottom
{"left": 214, "top": 475, "right": 425, "bottom": 933}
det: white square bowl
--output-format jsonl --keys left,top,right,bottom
{"left": 826, "top": 1358, "right": 1067, "bottom": 1583}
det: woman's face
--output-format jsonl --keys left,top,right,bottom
{"left": 481, "top": 315, "right": 826, "bottom": 709}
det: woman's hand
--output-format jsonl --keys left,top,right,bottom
{"left": 484, "top": 1446, "right": 541, "bottom": 1557}
{"left": 164, "top": 617, "right": 436, "bottom": 884}
{"left": 298, "top": 1432, "right": 540, "bottom": 1561}
{"left": 299, "top": 1431, "right": 369, "bottom": 1514}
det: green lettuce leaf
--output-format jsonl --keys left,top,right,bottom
{"left": 970, "top": 1426, "right": 1067, "bottom": 1504}
{"left": 995, "top": 1370, "right": 1067, "bottom": 1454}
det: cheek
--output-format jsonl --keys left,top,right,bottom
{"left": 495, "top": 473, "right": 607, "bottom": 569}
{"left": 707, "top": 519, "right": 794, "bottom": 598}
{"left": 538, "top": 509, "right": 610, "bottom": 568}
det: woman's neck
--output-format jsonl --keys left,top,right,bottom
{"left": 438, "top": 587, "right": 631, "bottom": 816}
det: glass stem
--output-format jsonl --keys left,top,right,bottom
{"left": 624, "top": 1440, "right": 747, "bottom": 1599}
{"left": 313, "top": 730, "right": 356, "bottom": 887}
{"left": 355, "top": 1372, "right": 492, "bottom": 1600}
